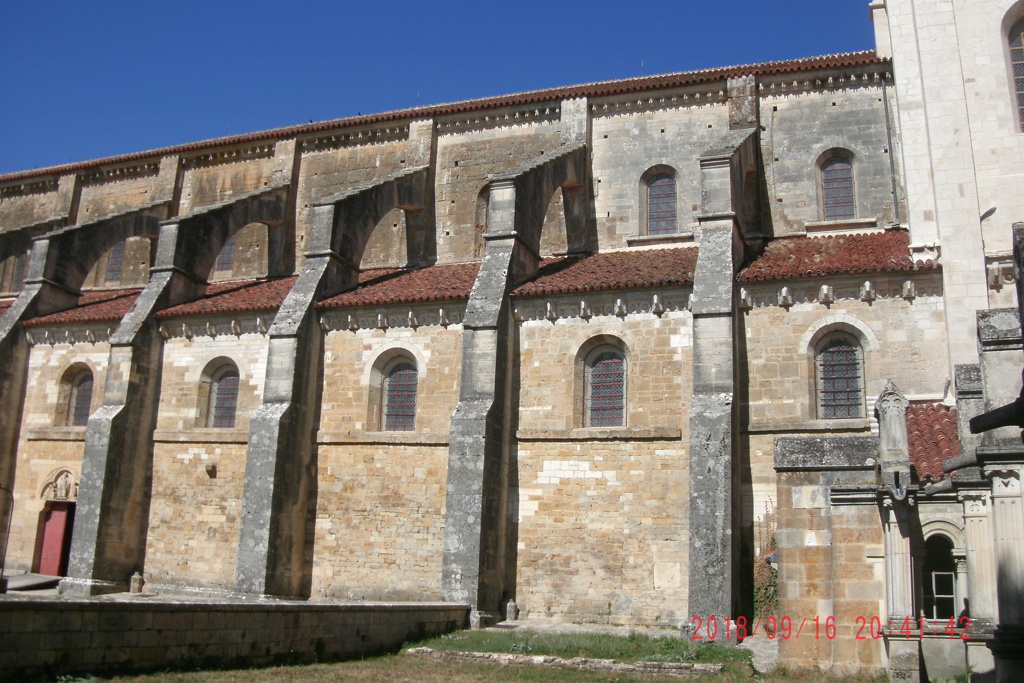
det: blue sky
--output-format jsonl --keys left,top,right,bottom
{"left": 0, "top": 1, "right": 876, "bottom": 176}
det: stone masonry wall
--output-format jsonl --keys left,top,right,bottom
{"left": 5, "top": 341, "right": 110, "bottom": 573}
{"left": 591, "top": 102, "right": 727, "bottom": 248}
{"left": 776, "top": 471, "right": 884, "bottom": 670}
{"left": 0, "top": 599, "right": 468, "bottom": 679}
{"left": 741, "top": 272, "right": 947, "bottom": 428}
{"left": 434, "top": 123, "right": 562, "bottom": 262}
{"left": 514, "top": 306, "right": 691, "bottom": 624}
{"left": 312, "top": 443, "right": 448, "bottom": 601}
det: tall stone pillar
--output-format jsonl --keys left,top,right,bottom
{"left": 882, "top": 498, "right": 920, "bottom": 682}
{"left": 687, "top": 149, "right": 739, "bottom": 628}
{"left": 960, "top": 491, "right": 998, "bottom": 629}
{"left": 985, "top": 466, "right": 1024, "bottom": 681}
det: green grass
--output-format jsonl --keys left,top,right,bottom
{"left": 417, "top": 628, "right": 749, "bottom": 665}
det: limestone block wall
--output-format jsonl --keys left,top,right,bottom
{"left": 513, "top": 307, "right": 692, "bottom": 623}
{"left": 434, "top": 122, "right": 562, "bottom": 262}
{"left": 318, "top": 323, "right": 463, "bottom": 436}
{"left": 5, "top": 340, "right": 110, "bottom": 573}
{"left": 178, "top": 156, "right": 278, "bottom": 216}
{"left": 78, "top": 173, "right": 164, "bottom": 223}
{"left": 153, "top": 332, "right": 269, "bottom": 434}
{"left": 591, "top": 102, "right": 726, "bottom": 248}
{"left": 312, "top": 443, "right": 448, "bottom": 600}
{"left": 144, "top": 331, "right": 269, "bottom": 589}
{"left": 311, "top": 322, "right": 462, "bottom": 600}
{"left": 0, "top": 599, "right": 468, "bottom": 679}
{"left": 760, "top": 85, "right": 901, "bottom": 235}
{"left": 0, "top": 184, "right": 63, "bottom": 227}
{"left": 741, "top": 272, "right": 948, "bottom": 429}
{"left": 776, "top": 472, "right": 885, "bottom": 670}
{"left": 144, "top": 440, "right": 246, "bottom": 590}
{"left": 296, "top": 133, "right": 425, "bottom": 266}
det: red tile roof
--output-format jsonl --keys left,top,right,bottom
{"left": 739, "top": 230, "right": 937, "bottom": 283}
{"left": 22, "top": 288, "right": 143, "bottom": 327}
{"left": 512, "top": 248, "right": 699, "bottom": 297}
{"left": 318, "top": 262, "right": 480, "bottom": 309}
{"left": 0, "top": 51, "right": 883, "bottom": 184}
{"left": 907, "top": 403, "right": 959, "bottom": 483}
{"left": 156, "top": 276, "right": 298, "bottom": 319}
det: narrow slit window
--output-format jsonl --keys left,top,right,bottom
{"left": 105, "top": 241, "right": 125, "bottom": 285}
{"left": 1011, "top": 19, "right": 1024, "bottom": 129}
{"left": 10, "top": 251, "right": 28, "bottom": 292}
{"left": 209, "top": 367, "right": 239, "bottom": 428}
{"left": 215, "top": 234, "right": 237, "bottom": 274}
{"left": 821, "top": 158, "right": 855, "bottom": 221}
{"left": 586, "top": 350, "right": 625, "bottom": 427}
{"left": 70, "top": 372, "right": 94, "bottom": 427}
{"left": 817, "top": 335, "right": 863, "bottom": 419}
{"left": 646, "top": 174, "right": 677, "bottom": 235}
{"left": 382, "top": 361, "right": 417, "bottom": 431}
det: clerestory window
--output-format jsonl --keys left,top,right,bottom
{"left": 816, "top": 333, "right": 864, "bottom": 419}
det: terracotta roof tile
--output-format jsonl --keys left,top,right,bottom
{"left": 0, "top": 51, "right": 883, "bottom": 184}
{"left": 739, "top": 230, "right": 937, "bottom": 283}
{"left": 317, "top": 262, "right": 480, "bottom": 309}
{"left": 156, "top": 276, "right": 297, "bottom": 319}
{"left": 0, "top": 298, "right": 14, "bottom": 318}
{"left": 23, "top": 288, "right": 143, "bottom": 327}
{"left": 907, "top": 403, "right": 959, "bottom": 483}
{"left": 512, "top": 248, "right": 699, "bottom": 297}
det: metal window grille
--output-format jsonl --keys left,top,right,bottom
{"left": 105, "top": 241, "right": 125, "bottom": 284}
{"left": 821, "top": 158, "right": 855, "bottom": 221}
{"left": 70, "top": 373, "right": 94, "bottom": 427}
{"left": 10, "top": 252, "right": 28, "bottom": 292}
{"left": 586, "top": 351, "right": 625, "bottom": 427}
{"left": 383, "top": 362, "right": 417, "bottom": 431}
{"left": 1011, "top": 23, "right": 1024, "bottom": 128}
{"left": 647, "top": 174, "right": 677, "bottom": 235}
{"left": 215, "top": 234, "right": 236, "bottom": 273}
{"left": 210, "top": 368, "right": 239, "bottom": 428}
{"left": 818, "top": 337, "right": 862, "bottom": 418}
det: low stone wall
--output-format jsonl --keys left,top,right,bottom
{"left": 0, "top": 597, "right": 469, "bottom": 679}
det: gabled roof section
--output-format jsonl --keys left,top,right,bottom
{"left": 907, "top": 403, "right": 959, "bottom": 483}
{"left": 738, "top": 230, "right": 937, "bottom": 283}
{"left": 22, "top": 288, "right": 144, "bottom": 327}
{"left": 317, "top": 262, "right": 480, "bottom": 309}
{"left": 512, "top": 247, "right": 699, "bottom": 297}
{"left": 155, "top": 276, "right": 297, "bottom": 319}
{"left": 0, "top": 51, "right": 883, "bottom": 184}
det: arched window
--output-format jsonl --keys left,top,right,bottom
{"left": 104, "top": 240, "right": 126, "bottom": 285}
{"left": 209, "top": 366, "right": 239, "bottom": 428}
{"left": 585, "top": 347, "right": 626, "bottom": 427}
{"left": 922, "top": 535, "right": 957, "bottom": 621}
{"left": 1010, "top": 17, "right": 1024, "bottom": 129}
{"left": 821, "top": 156, "right": 855, "bottom": 221}
{"left": 381, "top": 360, "right": 418, "bottom": 431}
{"left": 815, "top": 333, "right": 864, "bottom": 419}
{"left": 646, "top": 173, "right": 677, "bottom": 235}
{"left": 215, "top": 234, "right": 237, "bottom": 275}
{"left": 69, "top": 371, "right": 94, "bottom": 427}
{"left": 56, "top": 366, "right": 94, "bottom": 427}
{"left": 199, "top": 362, "right": 240, "bottom": 429}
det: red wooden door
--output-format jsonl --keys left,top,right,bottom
{"left": 37, "top": 502, "right": 74, "bottom": 576}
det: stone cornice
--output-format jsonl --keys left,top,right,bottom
{"left": 513, "top": 289, "right": 691, "bottom": 324}
{"left": 0, "top": 176, "right": 58, "bottom": 198}
{"left": 436, "top": 103, "right": 560, "bottom": 134}
{"left": 737, "top": 271, "right": 942, "bottom": 311}
{"left": 318, "top": 303, "right": 465, "bottom": 333}
{"left": 180, "top": 142, "right": 275, "bottom": 169}
{"left": 79, "top": 160, "right": 161, "bottom": 185}
{"left": 300, "top": 123, "right": 410, "bottom": 152}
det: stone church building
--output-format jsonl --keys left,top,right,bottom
{"left": 2, "top": 1, "right": 1024, "bottom": 679}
